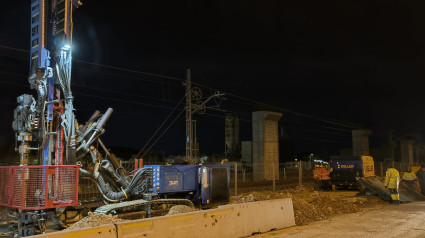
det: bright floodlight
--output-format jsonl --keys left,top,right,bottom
{"left": 62, "top": 44, "right": 71, "bottom": 50}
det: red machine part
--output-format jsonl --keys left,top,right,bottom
{"left": 53, "top": 106, "right": 64, "bottom": 165}
{"left": 134, "top": 159, "right": 144, "bottom": 175}
{"left": 0, "top": 165, "right": 80, "bottom": 210}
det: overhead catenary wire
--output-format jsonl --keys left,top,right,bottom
{"left": 0, "top": 78, "right": 182, "bottom": 113}
{"left": 291, "top": 136, "right": 352, "bottom": 145}
{"left": 0, "top": 44, "right": 362, "bottom": 130}
{"left": 0, "top": 77, "right": 365, "bottom": 148}
{"left": 0, "top": 70, "right": 358, "bottom": 140}
{"left": 73, "top": 92, "right": 182, "bottom": 110}
{"left": 202, "top": 112, "right": 349, "bottom": 138}
{"left": 75, "top": 66, "right": 183, "bottom": 87}
{"left": 74, "top": 60, "right": 184, "bottom": 82}
{"left": 135, "top": 95, "right": 186, "bottom": 159}
{"left": 1, "top": 44, "right": 372, "bottom": 150}
{"left": 0, "top": 70, "right": 183, "bottom": 106}
{"left": 76, "top": 84, "right": 182, "bottom": 105}
{"left": 0, "top": 45, "right": 29, "bottom": 53}
{"left": 0, "top": 68, "right": 359, "bottom": 140}
{"left": 192, "top": 81, "right": 361, "bottom": 129}
{"left": 140, "top": 108, "right": 186, "bottom": 158}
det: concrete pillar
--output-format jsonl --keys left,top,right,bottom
{"left": 352, "top": 130, "right": 371, "bottom": 156}
{"left": 400, "top": 137, "right": 415, "bottom": 166}
{"left": 252, "top": 111, "right": 282, "bottom": 181}
{"left": 225, "top": 116, "right": 240, "bottom": 157}
{"left": 241, "top": 141, "right": 252, "bottom": 163}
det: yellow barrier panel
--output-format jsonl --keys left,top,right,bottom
{"left": 35, "top": 224, "right": 116, "bottom": 238}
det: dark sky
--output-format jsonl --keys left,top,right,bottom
{"left": 1, "top": 0, "right": 425, "bottom": 158}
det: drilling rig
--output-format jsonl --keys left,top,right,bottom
{"left": 0, "top": 1, "right": 229, "bottom": 236}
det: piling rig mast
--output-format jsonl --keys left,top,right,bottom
{"left": 2, "top": 1, "right": 84, "bottom": 236}
{"left": 3, "top": 0, "right": 156, "bottom": 235}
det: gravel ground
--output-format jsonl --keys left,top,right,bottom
{"left": 253, "top": 202, "right": 425, "bottom": 238}
{"left": 67, "top": 212, "right": 123, "bottom": 230}
{"left": 166, "top": 205, "right": 197, "bottom": 215}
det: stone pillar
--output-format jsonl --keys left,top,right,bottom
{"left": 352, "top": 130, "right": 371, "bottom": 156}
{"left": 225, "top": 116, "right": 240, "bottom": 157}
{"left": 400, "top": 137, "right": 415, "bottom": 166}
{"left": 241, "top": 141, "right": 252, "bottom": 163}
{"left": 252, "top": 111, "right": 282, "bottom": 181}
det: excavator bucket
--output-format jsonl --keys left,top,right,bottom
{"left": 358, "top": 177, "right": 425, "bottom": 203}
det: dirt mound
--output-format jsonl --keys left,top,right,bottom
{"left": 166, "top": 205, "right": 196, "bottom": 215}
{"left": 67, "top": 212, "right": 123, "bottom": 230}
{"left": 231, "top": 185, "right": 387, "bottom": 226}
{"left": 230, "top": 191, "right": 287, "bottom": 203}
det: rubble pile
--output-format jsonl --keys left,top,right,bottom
{"left": 166, "top": 205, "right": 196, "bottom": 215}
{"left": 231, "top": 191, "right": 286, "bottom": 203}
{"left": 67, "top": 212, "right": 123, "bottom": 230}
{"left": 231, "top": 185, "right": 386, "bottom": 226}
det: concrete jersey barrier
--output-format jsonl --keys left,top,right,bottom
{"left": 36, "top": 198, "right": 295, "bottom": 238}
{"left": 35, "top": 224, "right": 116, "bottom": 238}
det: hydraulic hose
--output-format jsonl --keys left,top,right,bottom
{"left": 79, "top": 167, "right": 151, "bottom": 202}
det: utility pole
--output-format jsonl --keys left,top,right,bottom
{"left": 184, "top": 69, "right": 225, "bottom": 160}
{"left": 185, "top": 69, "right": 193, "bottom": 160}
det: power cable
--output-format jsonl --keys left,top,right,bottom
{"left": 0, "top": 44, "right": 363, "bottom": 130}
{"left": 73, "top": 92, "right": 183, "bottom": 110}
{"left": 76, "top": 84, "right": 182, "bottom": 105}
{"left": 0, "top": 45, "right": 29, "bottom": 53}
{"left": 283, "top": 120, "right": 352, "bottom": 132}
{"left": 224, "top": 93, "right": 360, "bottom": 128}
{"left": 291, "top": 136, "right": 352, "bottom": 144}
{"left": 0, "top": 77, "right": 184, "bottom": 118}
{"left": 0, "top": 70, "right": 183, "bottom": 106}
{"left": 283, "top": 126, "right": 348, "bottom": 136}
{"left": 135, "top": 95, "right": 186, "bottom": 159}
{"left": 190, "top": 81, "right": 361, "bottom": 128}
{"left": 0, "top": 73, "right": 362, "bottom": 139}
{"left": 74, "top": 60, "right": 184, "bottom": 82}
{"left": 75, "top": 66, "right": 183, "bottom": 87}
{"left": 141, "top": 108, "right": 186, "bottom": 158}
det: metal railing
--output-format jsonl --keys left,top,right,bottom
{"left": 0, "top": 165, "right": 80, "bottom": 209}
{"left": 228, "top": 162, "right": 313, "bottom": 196}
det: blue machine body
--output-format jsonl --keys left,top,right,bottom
{"left": 144, "top": 164, "right": 230, "bottom": 205}
{"left": 147, "top": 165, "right": 198, "bottom": 194}
{"left": 329, "top": 156, "right": 363, "bottom": 188}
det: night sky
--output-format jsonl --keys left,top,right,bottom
{"left": 1, "top": 1, "right": 425, "bottom": 160}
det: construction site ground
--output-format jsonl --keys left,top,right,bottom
{"left": 0, "top": 179, "right": 413, "bottom": 237}
{"left": 253, "top": 202, "right": 425, "bottom": 238}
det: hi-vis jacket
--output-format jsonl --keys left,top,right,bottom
{"left": 313, "top": 168, "right": 330, "bottom": 180}
{"left": 402, "top": 171, "right": 417, "bottom": 181}
{"left": 384, "top": 168, "right": 400, "bottom": 189}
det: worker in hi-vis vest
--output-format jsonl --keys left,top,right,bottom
{"left": 402, "top": 166, "right": 417, "bottom": 190}
{"left": 384, "top": 166, "right": 400, "bottom": 205}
